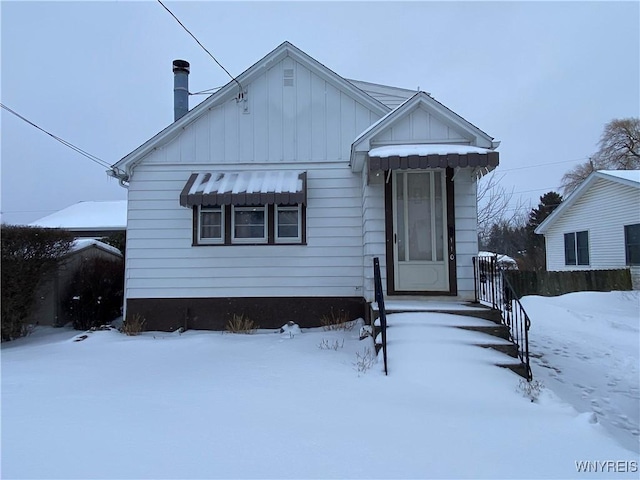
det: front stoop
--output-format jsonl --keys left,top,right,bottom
{"left": 369, "top": 300, "right": 529, "bottom": 379}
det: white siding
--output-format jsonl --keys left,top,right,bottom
{"left": 362, "top": 169, "right": 386, "bottom": 300}
{"left": 126, "top": 164, "right": 364, "bottom": 299}
{"left": 544, "top": 179, "right": 640, "bottom": 271}
{"left": 453, "top": 171, "right": 479, "bottom": 300}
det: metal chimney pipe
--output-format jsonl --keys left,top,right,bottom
{"left": 173, "top": 60, "right": 190, "bottom": 121}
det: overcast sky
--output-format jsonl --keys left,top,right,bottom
{"left": 2, "top": 0, "right": 638, "bottom": 225}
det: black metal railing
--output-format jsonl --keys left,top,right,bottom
{"left": 373, "top": 257, "right": 388, "bottom": 376}
{"left": 473, "top": 256, "right": 532, "bottom": 380}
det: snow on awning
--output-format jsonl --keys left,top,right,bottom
{"left": 368, "top": 144, "right": 499, "bottom": 171}
{"left": 180, "top": 171, "right": 307, "bottom": 207}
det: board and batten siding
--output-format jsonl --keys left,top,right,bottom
{"left": 125, "top": 163, "right": 365, "bottom": 299}
{"left": 544, "top": 178, "right": 640, "bottom": 271}
{"left": 370, "top": 105, "right": 470, "bottom": 145}
{"left": 146, "top": 55, "right": 381, "bottom": 166}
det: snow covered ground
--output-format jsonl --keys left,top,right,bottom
{"left": 2, "top": 297, "right": 639, "bottom": 479}
{"left": 522, "top": 290, "right": 640, "bottom": 454}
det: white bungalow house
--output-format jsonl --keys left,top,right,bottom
{"left": 108, "top": 41, "right": 500, "bottom": 330}
{"left": 535, "top": 170, "right": 640, "bottom": 289}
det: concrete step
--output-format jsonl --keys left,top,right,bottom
{"left": 477, "top": 342, "right": 519, "bottom": 358}
{"left": 457, "top": 324, "right": 511, "bottom": 340}
{"left": 498, "top": 362, "right": 531, "bottom": 380}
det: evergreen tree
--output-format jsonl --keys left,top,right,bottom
{"left": 520, "top": 192, "right": 563, "bottom": 270}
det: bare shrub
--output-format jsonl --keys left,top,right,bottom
{"left": 121, "top": 313, "right": 146, "bottom": 336}
{"left": 317, "top": 338, "right": 344, "bottom": 350}
{"left": 353, "top": 347, "right": 376, "bottom": 374}
{"left": 320, "top": 309, "right": 355, "bottom": 331}
{"left": 517, "top": 378, "right": 545, "bottom": 402}
{"left": 225, "top": 314, "right": 258, "bottom": 334}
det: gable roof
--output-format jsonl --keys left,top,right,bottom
{"left": 535, "top": 170, "right": 640, "bottom": 235}
{"left": 109, "top": 41, "right": 390, "bottom": 182}
{"left": 346, "top": 79, "right": 417, "bottom": 109}
{"left": 350, "top": 91, "right": 499, "bottom": 172}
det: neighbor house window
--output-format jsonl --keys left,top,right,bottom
{"left": 564, "top": 231, "right": 589, "bottom": 266}
{"left": 232, "top": 206, "right": 267, "bottom": 243}
{"left": 197, "top": 206, "right": 224, "bottom": 244}
{"left": 625, "top": 223, "right": 640, "bottom": 265}
{"left": 275, "top": 205, "right": 301, "bottom": 243}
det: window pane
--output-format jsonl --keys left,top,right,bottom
{"left": 277, "top": 208, "right": 299, "bottom": 239}
{"left": 434, "top": 171, "right": 444, "bottom": 262}
{"left": 395, "top": 173, "right": 405, "bottom": 261}
{"left": 576, "top": 230, "right": 589, "bottom": 265}
{"left": 564, "top": 232, "right": 576, "bottom": 265}
{"left": 234, "top": 208, "right": 265, "bottom": 239}
{"left": 625, "top": 224, "right": 640, "bottom": 265}
{"left": 200, "top": 209, "right": 222, "bottom": 240}
{"left": 407, "top": 172, "right": 432, "bottom": 261}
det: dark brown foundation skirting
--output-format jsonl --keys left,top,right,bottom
{"left": 126, "top": 297, "right": 366, "bottom": 332}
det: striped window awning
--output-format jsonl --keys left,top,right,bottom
{"left": 368, "top": 144, "right": 499, "bottom": 171}
{"left": 179, "top": 171, "right": 307, "bottom": 207}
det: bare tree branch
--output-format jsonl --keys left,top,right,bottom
{"left": 561, "top": 117, "right": 640, "bottom": 195}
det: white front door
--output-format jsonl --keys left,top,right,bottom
{"left": 392, "top": 170, "right": 449, "bottom": 292}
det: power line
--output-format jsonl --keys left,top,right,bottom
{"left": 497, "top": 157, "right": 589, "bottom": 173}
{"left": 0, "top": 103, "right": 112, "bottom": 170}
{"left": 157, "top": 0, "right": 243, "bottom": 94}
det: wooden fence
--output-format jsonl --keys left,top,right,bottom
{"left": 504, "top": 269, "right": 632, "bottom": 299}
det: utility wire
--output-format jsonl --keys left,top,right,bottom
{"left": 498, "top": 157, "right": 588, "bottom": 173}
{"left": 157, "top": 0, "right": 243, "bottom": 93}
{"left": 1, "top": 103, "right": 112, "bottom": 170}
{"left": 190, "top": 86, "right": 224, "bottom": 96}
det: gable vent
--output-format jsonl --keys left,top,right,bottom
{"left": 283, "top": 68, "right": 294, "bottom": 87}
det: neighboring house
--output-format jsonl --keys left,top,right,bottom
{"left": 27, "top": 239, "right": 123, "bottom": 327}
{"left": 108, "top": 41, "right": 501, "bottom": 331}
{"left": 535, "top": 170, "right": 640, "bottom": 289}
{"left": 29, "top": 200, "right": 127, "bottom": 238}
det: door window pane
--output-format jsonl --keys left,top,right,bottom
{"left": 395, "top": 173, "right": 406, "bottom": 261}
{"left": 434, "top": 171, "right": 444, "bottom": 262}
{"left": 407, "top": 172, "right": 431, "bottom": 261}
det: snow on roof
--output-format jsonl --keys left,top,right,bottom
{"left": 598, "top": 170, "right": 640, "bottom": 184}
{"left": 29, "top": 201, "right": 127, "bottom": 230}
{"left": 190, "top": 171, "right": 303, "bottom": 196}
{"left": 70, "top": 238, "right": 123, "bottom": 257}
{"left": 369, "top": 144, "right": 492, "bottom": 158}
